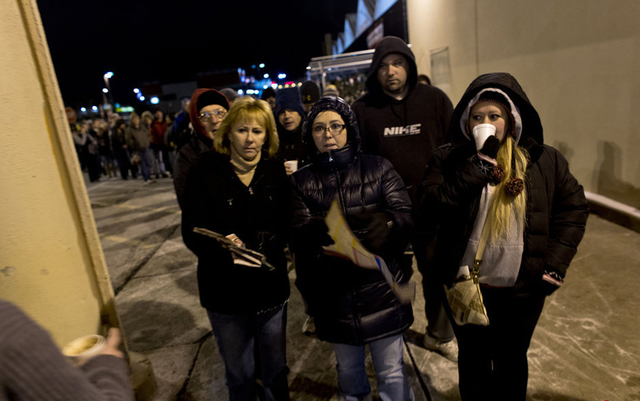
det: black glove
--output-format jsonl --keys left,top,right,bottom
{"left": 348, "top": 212, "right": 395, "bottom": 253}
{"left": 479, "top": 135, "right": 501, "bottom": 159}
{"left": 540, "top": 268, "right": 564, "bottom": 296}
{"left": 300, "top": 217, "right": 334, "bottom": 247}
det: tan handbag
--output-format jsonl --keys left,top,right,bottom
{"left": 444, "top": 221, "right": 490, "bottom": 326}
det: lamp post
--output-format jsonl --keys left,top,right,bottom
{"left": 103, "top": 71, "right": 114, "bottom": 106}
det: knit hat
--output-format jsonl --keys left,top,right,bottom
{"left": 219, "top": 88, "right": 240, "bottom": 103}
{"left": 323, "top": 84, "right": 339, "bottom": 97}
{"left": 196, "top": 90, "right": 229, "bottom": 113}
{"left": 301, "top": 96, "right": 360, "bottom": 156}
{"left": 261, "top": 87, "right": 276, "bottom": 100}
{"left": 300, "top": 81, "right": 320, "bottom": 104}
{"left": 274, "top": 87, "right": 305, "bottom": 119}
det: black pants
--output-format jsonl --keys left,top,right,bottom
{"left": 453, "top": 287, "right": 545, "bottom": 401}
{"left": 414, "top": 240, "right": 454, "bottom": 341}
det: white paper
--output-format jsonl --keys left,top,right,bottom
{"left": 322, "top": 200, "right": 415, "bottom": 303}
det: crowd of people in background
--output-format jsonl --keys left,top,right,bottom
{"left": 51, "top": 36, "right": 588, "bottom": 401}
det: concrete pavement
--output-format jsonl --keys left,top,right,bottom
{"left": 86, "top": 175, "right": 640, "bottom": 401}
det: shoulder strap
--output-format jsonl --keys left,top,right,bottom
{"left": 472, "top": 215, "right": 491, "bottom": 282}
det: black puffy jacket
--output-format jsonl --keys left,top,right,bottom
{"left": 290, "top": 97, "right": 414, "bottom": 345}
{"left": 420, "top": 73, "right": 589, "bottom": 293}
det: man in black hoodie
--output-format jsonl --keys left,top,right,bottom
{"left": 352, "top": 36, "right": 458, "bottom": 361}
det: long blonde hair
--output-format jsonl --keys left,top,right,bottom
{"left": 487, "top": 135, "right": 528, "bottom": 242}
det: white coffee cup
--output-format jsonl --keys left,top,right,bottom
{"left": 472, "top": 124, "right": 497, "bottom": 151}
{"left": 284, "top": 160, "right": 298, "bottom": 173}
{"left": 62, "top": 334, "right": 106, "bottom": 365}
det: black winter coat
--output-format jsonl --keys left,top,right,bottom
{"left": 174, "top": 129, "right": 212, "bottom": 209}
{"left": 420, "top": 73, "right": 589, "bottom": 293}
{"left": 290, "top": 134, "right": 414, "bottom": 345}
{"left": 181, "top": 151, "right": 290, "bottom": 314}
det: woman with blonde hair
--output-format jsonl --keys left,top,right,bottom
{"left": 181, "top": 97, "right": 290, "bottom": 401}
{"left": 419, "top": 73, "right": 588, "bottom": 400}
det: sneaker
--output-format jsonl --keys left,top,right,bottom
{"left": 302, "top": 316, "right": 316, "bottom": 336}
{"left": 423, "top": 332, "right": 458, "bottom": 362}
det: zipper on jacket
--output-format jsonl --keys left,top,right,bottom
{"left": 330, "top": 159, "right": 348, "bottom": 216}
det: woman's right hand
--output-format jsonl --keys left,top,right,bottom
{"left": 301, "top": 217, "right": 334, "bottom": 246}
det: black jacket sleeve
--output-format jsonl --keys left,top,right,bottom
{"left": 543, "top": 146, "right": 589, "bottom": 276}
{"left": 420, "top": 145, "right": 491, "bottom": 221}
{"left": 180, "top": 160, "right": 226, "bottom": 262}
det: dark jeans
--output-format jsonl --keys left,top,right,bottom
{"left": 86, "top": 152, "right": 101, "bottom": 182}
{"left": 414, "top": 240, "right": 454, "bottom": 342}
{"left": 207, "top": 304, "right": 290, "bottom": 401}
{"left": 453, "top": 287, "right": 546, "bottom": 401}
{"left": 138, "top": 147, "right": 153, "bottom": 182}
{"left": 115, "top": 148, "right": 135, "bottom": 179}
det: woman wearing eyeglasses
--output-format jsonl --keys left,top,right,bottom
{"left": 173, "top": 88, "right": 230, "bottom": 208}
{"left": 290, "top": 96, "right": 415, "bottom": 401}
{"left": 181, "top": 97, "right": 291, "bottom": 401}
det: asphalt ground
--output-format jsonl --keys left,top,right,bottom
{"left": 85, "top": 173, "right": 640, "bottom": 401}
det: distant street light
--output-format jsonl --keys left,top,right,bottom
{"left": 133, "top": 88, "right": 140, "bottom": 94}
{"left": 263, "top": 73, "right": 269, "bottom": 79}
{"left": 259, "top": 63, "right": 265, "bottom": 68}
{"left": 103, "top": 72, "right": 115, "bottom": 106}
{"left": 102, "top": 88, "right": 109, "bottom": 93}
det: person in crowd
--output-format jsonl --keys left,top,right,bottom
{"left": 322, "top": 84, "right": 340, "bottom": 98}
{"left": 181, "top": 97, "right": 290, "bottom": 401}
{"left": 72, "top": 121, "right": 88, "bottom": 172}
{"left": 111, "top": 119, "right": 136, "bottom": 180}
{"left": 418, "top": 74, "right": 432, "bottom": 85}
{"left": 261, "top": 87, "right": 276, "bottom": 110}
{"left": 74, "top": 120, "right": 101, "bottom": 183}
{"left": 163, "top": 112, "right": 177, "bottom": 173}
{"left": 351, "top": 35, "right": 457, "bottom": 361}
{"left": 220, "top": 87, "right": 240, "bottom": 107}
{"left": 94, "top": 118, "right": 115, "bottom": 178}
{"left": 150, "top": 109, "right": 169, "bottom": 179}
{"left": 300, "top": 81, "right": 320, "bottom": 114}
{"left": 0, "top": 299, "right": 134, "bottom": 401}
{"left": 290, "top": 96, "right": 414, "bottom": 401}
{"left": 274, "top": 87, "right": 305, "bottom": 175}
{"left": 419, "top": 72, "right": 588, "bottom": 400}
{"left": 173, "top": 97, "right": 191, "bottom": 135}
{"left": 125, "top": 112, "right": 154, "bottom": 184}
{"left": 173, "top": 88, "right": 229, "bottom": 208}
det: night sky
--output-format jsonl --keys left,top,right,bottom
{"left": 37, "top": 0, "right": 358, "bottom": 107}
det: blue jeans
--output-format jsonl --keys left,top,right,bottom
{"left": 332, "top": 334, "right": 414, "bottom": 401}
{"left": 207, "top": 304, "right": 290, "bottom": 401}
{"left": 139, "top": 147, "right": 153, "bottom": 182}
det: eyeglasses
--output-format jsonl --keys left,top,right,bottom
{"left": 312, "top": 123, "right": 346, "bottom": 136}
{"left": 199, "top": 109, "right": 227, "bottom": 122}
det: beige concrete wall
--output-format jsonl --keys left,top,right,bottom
{"left": 0, "top": 0, "right": 117, "bottom": 347}
{"left": 408, "top": 0, "right": 640, "bottom": 207}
